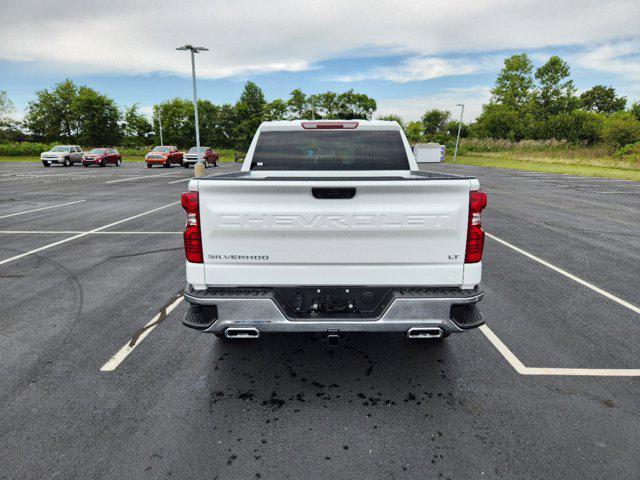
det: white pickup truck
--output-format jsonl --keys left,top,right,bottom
{"left": 181, "top": 120, "right": 487, "bottom": 342}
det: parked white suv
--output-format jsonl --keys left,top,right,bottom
{"left": 181, "top": 120, "right": 487, "bottom": 343}
{"left": 41, "top": 146, "right": 83, "bottom": 167}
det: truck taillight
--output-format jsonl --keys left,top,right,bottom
{"left": 465, "top": 191, "right": 487, "bottom": 263}
{"left": 182, "top": 191, "right": 203, "bottom": 263}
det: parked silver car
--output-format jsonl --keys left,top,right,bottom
{"left": 41, "top": 145, "right": 84, "bottom": 167}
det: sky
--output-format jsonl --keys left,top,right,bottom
{"left": 1, "top": 0, "right": 639, "bottom": 122}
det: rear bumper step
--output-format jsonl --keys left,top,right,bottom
{"left": 182, "top": 285, "right": 484, "bottom": 335}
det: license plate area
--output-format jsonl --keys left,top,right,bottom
{"left": 273, "top": 286, "right": 393, "bottom": 319}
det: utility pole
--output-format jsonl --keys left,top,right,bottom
{"left": 176, "top": 44, "right": 209, "bottom": 177}
{"left": 158, "top": 108, "right": 163, "bottom": 146}
{"left": 453, "top": 104, "right": 464, "bottom": 163}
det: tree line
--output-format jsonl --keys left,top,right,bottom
{"left": 0, "top": 81, "right": 377, "bottom": 150}
{"left": 2, "top": 53, "right": 639, "bottom": 152}
{"left": 394, "top": 54, "right": 640, "bottom": 149}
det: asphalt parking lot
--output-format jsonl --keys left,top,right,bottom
{"left": 1, "top": 160, "right": 639, "bottom": 480}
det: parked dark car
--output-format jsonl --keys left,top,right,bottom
{"left": 82, "top": 148, "right": 122, "bottom": 167}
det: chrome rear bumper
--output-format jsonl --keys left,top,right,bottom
{"left": 183, "top": 286, "right": 484, "bottom": 335}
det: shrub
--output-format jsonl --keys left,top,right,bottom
{"left": 541, "top": 110, "right": 604, "bottom": 144}
{"left": 614, "top": 141, "right": 640, "bottom": 161}
{"left": 0, "top": 142, "right": 53, "bottom": 156}
{"left": 602, "top": 112, "right": 640, "bottom": 148}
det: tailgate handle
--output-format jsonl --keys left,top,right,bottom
{"left": 312, "top": 187, "right": 356, "bottom": 199}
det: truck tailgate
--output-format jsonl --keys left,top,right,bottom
{"left": 198, "top": 178, "right": 470, "bottom": 286}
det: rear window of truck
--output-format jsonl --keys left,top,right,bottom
{"left": 250, "top": 130, "right": 410, "bottom": 170}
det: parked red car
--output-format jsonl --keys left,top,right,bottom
{"left": 183, "top": 146, "right": 219, "bottom": 168}
{"left": 82, "top": 148, "right": 122, "bottom": 167}
{"left": 145, "top": 146, "right": 184, "bottom": 168}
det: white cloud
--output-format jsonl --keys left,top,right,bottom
{"left": 375, "top": 86, "right": 492, "bottom": 122}
{"left": 570, "top": 39, "right": 640, "bottom": 80}
{"left": 335, "top": 55, "right": 504, "bottom": 83}
{"left": 0, "top": 0, "right": 638, "bottom": 79}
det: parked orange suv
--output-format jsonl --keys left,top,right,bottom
{"left": 145, "top": 146, "right": 184, "bottom": 168}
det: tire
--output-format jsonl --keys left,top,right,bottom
{"left": 83, "top": 163, "right": 88, "bottom": 167}
{"left": 100, "top": 160, "right": 106, "bottom": 167}
{"left": 42, "top": 161, "right": 50, "bottom": 167}
{"left": 183, "top": 163, "right": 189, "bottom": 168}
{"left": 63, "top": 157, "right": 70, "bottom": 167}
{"left": 116, "top": 158, "right": 121, "bottom": 166}
{"left": 146, "top": 163, "right": 152, "bottom": 168}
{"left": 164, "top": 160, "right": 171, "bottom": 168}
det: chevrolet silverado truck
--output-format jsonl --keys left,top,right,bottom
{"left": 181, "top": 120, "right": 487, "bottom": 342}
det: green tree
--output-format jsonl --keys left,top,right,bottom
{"left": 287, "top": 89, "right": 307, "bottom": 119}
{"left": 377, "top": 114, "right": 405, "bottom": 129}
{"left": 198, "top": 100, "right": 222, "bottom": 148}
{"left": 214, "top": 104, "right": 238, "bottom": 148}
{"left": 445, "top": 120, "right": 469, "bottom": 138}
{"left": 234, "top": 81, "right": 267, "bottom": 150}
{"left": 153, "top": 98, "right": 193, "bottom": 147}
{"left": 628, "top": 101, "right": 640, "bottom": 122}
{"left": 421, "top": 109, "right": 450, "bottom": 136}
{"left": 542, "top": 110, "right": 604, "bottom": 144}
{"left": 534, "top": 56, "right": 577, "bottom": 117}
{"left": 491, "top": 53, "right": 534, "bottom": 110}
{"left": 264, "top": 99, "right": 288, "bottom": 121}
{"left": 317, "top": 92, "right": 338, "bottom": 118}
{"left": 24, "top": 79, "right": 79, "bottom": 142}
{"left": 404, "top": 121, "right": 424, "bottom": 144}
{"left": 580, "top": 85, "right": 626, "bottom": 114}
{"left": 473, "top": 103, "right": 524, "bottom": 140}
{"left": 0, "top": 90, "right": 14, "bottom": 126}
{"left": 0, "top": 91, "right": 24, "bottom": 142}
{"left": 333, "top": 90, "right": 376, "bottom": 119}
{"left": 73, "top": 86, "right": 121, "bottom": 146}
{"left": 122, "top": 104, "right": 153, "bottom": 147}
{"left": 602, "top": 111, "right": 640, "bottom": 148}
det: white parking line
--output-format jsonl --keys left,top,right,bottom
{"left": 0, "top": 202, "right": 179, "bottom": 266}
{"left": 486, "top": 233, "right": 640, "bottom": 316}
{"left": 0, "top": 230, "right": 181, "bottom": 234}
{"left": 100, "top": 296, "right": 184, "bottom": 371}
{"left": 105, "top": 172, "right": 178, "bottom": 184}
{"left": 484, "top": 233, "right": 640, "bottom": 376}
{"left": 479, "top": 325, "right": 640, "bottom": 376}
{"left": 167, "top": 177, "right": 193, "bottom": 184}
{"left": 0, "top": 200, "right": 85, "bottom": 219}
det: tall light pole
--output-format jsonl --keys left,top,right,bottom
{"left": 176, "top": 44, "right": 209, "bottom": 176}
{"left": 157, "top": 108, "right": 163, "bottom": 146}
{"left": 453, "top": 103, "right": 464, "bottom": 163}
